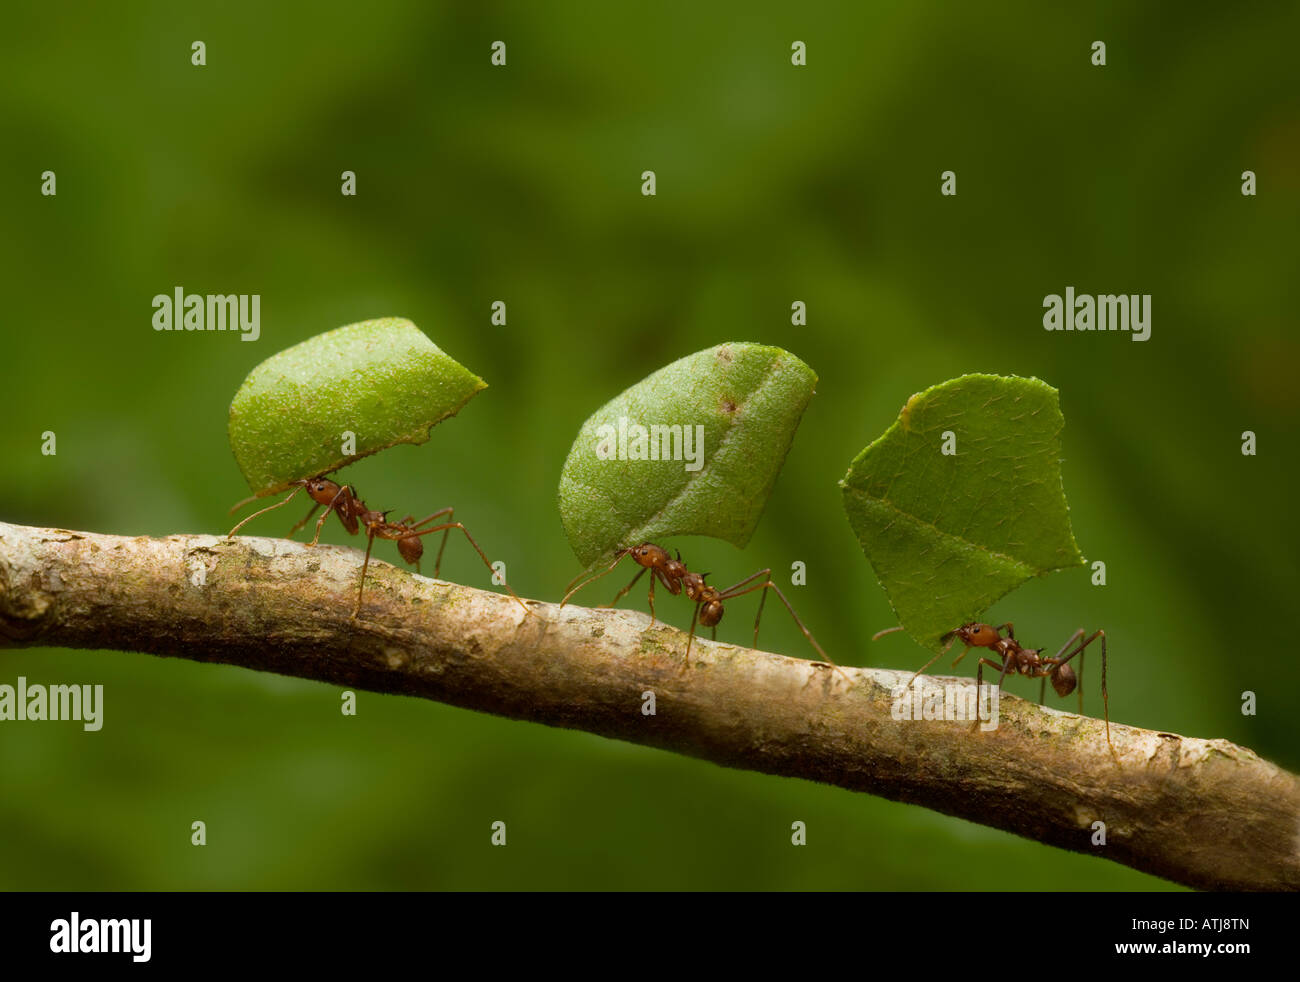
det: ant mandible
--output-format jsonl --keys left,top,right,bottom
{"left": 562, "top": 542, "right": 848, "bottom": 680}
{"left": 228, "top": 476, "right": 527, "bottom": 618}
{"left": 874, "top": 621, "right": 1113, "bottom": 757}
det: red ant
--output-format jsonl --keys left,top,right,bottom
{"left": 228, "top": 476, "right": 526, "bottom": 618}
{"left": 562, "top": 542, "right": 847, "bottom": 680}
{"left": 874, "top": 621, "right": 1113, "bottom": 756}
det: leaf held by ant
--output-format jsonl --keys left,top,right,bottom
{"left": 558, "top": 342, "right": 817, "bottom": 570}
{"left": 840, "top": 374, "right": 1086, "bottom": 653}
{"left": 228, "top": 317, "right": 485, "bottom": 499}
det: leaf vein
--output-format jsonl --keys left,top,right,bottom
{"left": 843, "top": 487, "right": 1035, "bottom": 575}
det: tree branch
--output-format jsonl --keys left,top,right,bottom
{"left": 1, "top": 520, "right": 1295, "bottom": 890}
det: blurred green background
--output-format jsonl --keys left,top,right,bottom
{"left": 2, "top": 1, "right": 1296, "bottom": 890}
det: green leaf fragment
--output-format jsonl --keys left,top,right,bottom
{"left": 839, "top": 374, "right": 1085, "bottom": 652}
{"left": 559, "top": 342, "right": 817, "bottom": 569}
{"left": 228, "top": 317, "right": 485, "bottom": 495}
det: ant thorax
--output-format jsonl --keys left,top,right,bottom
{"left": 1001, "top": 641, "right": 1042, "bottom": 676}
{"left": 1021, "top": 650, "right": 1045, "bottom": 675}
{"left": 681, "top": 571, "right": 708, "bottom": 602}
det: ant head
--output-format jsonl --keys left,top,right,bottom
{"left": 297, "top": 476, "right": 342, "bottom": 504}
{"left": 1050, "top": 661, "right": 1077, "bottom": 698}
{"left": 630, "top": 543, "right": 667, "bottom": 567}
{"left": 963, "top": 623, "right": 1002, "bottom": 646}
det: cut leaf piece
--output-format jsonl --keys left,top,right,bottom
{"left": 559, "top": 342, "right": 816, "bottom": 569}
{"left": 228, "top": 317, "right": 485, "bottom": 495}
{"left": 840, "top": 374, "right": 1085, "bottom": 652}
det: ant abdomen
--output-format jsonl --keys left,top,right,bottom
{"left": 1050, "top": 662, "right": 1077, "bottom": 698}
{"left": 700, "top": 600, "right": 724, "bottom": 628}
{"left": 397, "top": 535, "right": 423, "bottom": 565}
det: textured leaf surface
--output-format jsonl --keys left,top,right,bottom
{"left": 840, "top": 374, "right": 1085, "bottom": 651}
{"left": 559, "top": 342, "right": 816, "bottom": 568}
{"left": 228, "top": 318, "right": 485, "bottom": 495}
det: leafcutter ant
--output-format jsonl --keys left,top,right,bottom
{"left": 874, "top": 621, "right": 1113, "bottom": 756}
{"left": 228, "top": 476, "right": 526, "bottom": 618}
{"left": 562, "top": 542, "right": 847, "bottom": 680}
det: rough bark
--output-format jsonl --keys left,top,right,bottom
{"left": 1, "top": 520, "right": 1296, "bottom": 890}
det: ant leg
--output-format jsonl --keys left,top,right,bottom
{"left": 871, "top": 625, "right": 905, "bottom": 642}
{"left": 971, "top": 658, "right": 1010, "bottom": 732}
{"left": 600, "top": 567, "right": 647, "bottom": 610}
{"left": 309, "top": 484, "right": 357, "bottom": 547}
{"left": 714, "top": 568, "right": 784, "bottom": 652}
{"left": 994, "top": 622, "right": 1015, "bottom": 640}
{"left": 352, "top": 529, "right": 378, "bottom": 619}
{"left": 907, "top": 634, "right": 959, "bottom": 688}
{"left": 433, "top": 523, "right": 452, "bottom": 578}
{"left": 562, "top": 551, "right": 628, "bottom": 607}
{"left": 1101, "top": 633, "right": 1111, "bottom": 757}
{"left": 717, "top": 570, "right": 849, "bottom": 682}
{"left": 403, "top": 507, "right": 455, "bottom": 577}
{"left": 308, "top": 499, "right": 338, "bottom": 546}
{"left": 227, "top": 486, "right": 302, "bottom": 537}
{"left": 1047, "top": 629, "right": 1087, "bottom": 665}
{"left": 393, "top": 522, "right": 530, "bottom": 614}
{"left": 707, "top": 569, "right": 774, "bottom": 645}
{"left": 685, "top": 603, "right": 700, "bottom": 661}
{"left": 647, "top": 574, "right": 657, "bottom": 624}
{"left": 287, "top": 502, "right": 322, "bottom": 538}
{"left": 1077, "top": 648, "right": 1085, "bottom": 714}
{"left": 978, "top": 656, "right": 1014, "bottom": 692}
{"left": 975, "top": 655, "right": 1013, "bottom": 690}
{"left": 227, "top": 492, "right": 261, "bottom": 515}
{"left": 753, "top": 581, "right": 770, "bottom": 647}
{"left": 1046, "top": 629, "right": 1113, "bottom": 759}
